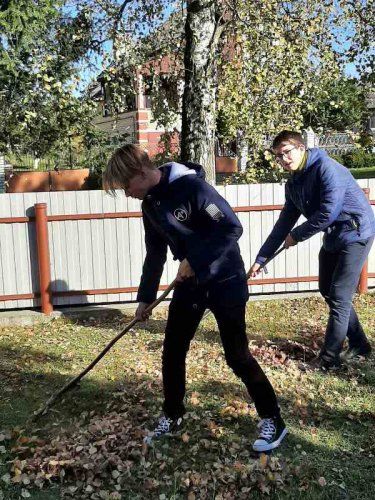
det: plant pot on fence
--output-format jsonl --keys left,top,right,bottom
{"left": 215, "top": 156, "right": 238, "bottom": 174}
{"left": 6, "top": 169, "right": 90, "bottom": 192}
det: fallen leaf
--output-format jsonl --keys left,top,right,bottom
{"left": 259, "top": 453, "right": 268, "bottom": 468}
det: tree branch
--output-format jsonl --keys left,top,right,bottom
{"left": 116, "top": 0, "right": 133, "bottom": 24}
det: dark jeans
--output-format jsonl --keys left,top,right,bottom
{"left": 319, "top": 237, "right": 374, "bottom": 363}
{"left": 162, "top": 280, "right": 280, "bottom": 420}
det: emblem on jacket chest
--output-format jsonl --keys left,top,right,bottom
{"left": 174, "top": 207, "right": 188, "bottom": 222}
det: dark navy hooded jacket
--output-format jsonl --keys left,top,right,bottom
{"left": 256, "top": 148, "right": 375, "bottom": 263}
{"left": 136, "top": 161, "right": 247, "bottom": 304}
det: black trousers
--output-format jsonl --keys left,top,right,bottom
{"left": 162, "top": 279, "right": 280, "bottom": 420}
{"left": 318, "top": 237, "right": 374, "bottom": 362}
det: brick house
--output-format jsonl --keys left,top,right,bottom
{"left": 90, "top": 57, "right": 180, "bottom": 158}
{"left": 90, "top": 57, "right": 238, "bottom": 173}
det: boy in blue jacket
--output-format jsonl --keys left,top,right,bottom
{"left": 249, "top": 131, "right": 375, "bottom": 370}
{"left": 104, "top": 144, "right": 287, "bottom": 452}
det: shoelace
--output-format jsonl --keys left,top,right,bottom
{"left": 154, "top": 416, "right": 172, "bottom": 437}
{"left": 257, "top": 418, "right": 276, "bottom": 440}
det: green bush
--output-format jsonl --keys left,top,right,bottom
{"left": 225, "top": 147, "right": 375, "bottom": 185}
{"left": 152, "top": 132, "right": 180, "bottom": 166}
{"left": 225, "top": 152, "right": 285, "bottom": 184}
{"left": 75, "top": 129, "right": 131, "bottom": 189}
{"left": 341, "top": 149, "right": 375, "bottom": 169}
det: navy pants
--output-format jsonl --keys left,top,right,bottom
{"left": 319, "top": 237, "right": 374, "bottom": 363}
{"left": 162, "top": 279, "right": 280, "bottom": 420}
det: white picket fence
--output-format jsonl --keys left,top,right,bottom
{"left": 0, "top": 155, "right": 5, "bottom": 193}
{"left": 0, "top": 180, "right": 374, "bottom": 310}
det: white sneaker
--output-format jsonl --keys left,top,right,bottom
{"left": 253, "top": 417, "right": 288, "bottom": 452}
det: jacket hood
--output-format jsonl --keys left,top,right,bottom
{"left": 146, "top": 161, "right": 205, "bottom": 198}
{"left": 161, "top": 161, "right": 206, "bottom": 182}
{"left": 305, "top": 148, "right": 330, "bottom": 171}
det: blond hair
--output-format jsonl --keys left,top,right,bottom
{"left": 103, "top": 144, "right": 155, "bottom": 192}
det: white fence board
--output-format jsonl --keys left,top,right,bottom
{"left": 103, "top": 191, "right": 120, "bottom": 304}
{"left": 126, "top": 196, "right": 144, "bottom": 302}
{"left": 0, "top": 181, "right": 374, "bottom": 310}
{"left": 248, "top": 184, "right": 264, "bottom": 295}
{"left": 76, "top": 191, "right": 95, "bottom": 305}
{"left": 114, "top": 191, "right": 133, "bottom": 303}
{"left": 64, "top": 192, "right": 82, "bottom": 306}
{"left": 49, "top": 192, "right": 69, "bottom": 306}
{"left": 23, "top": 193, "right": 40, "bottom": 308}
{"left": 237, "top": 185, "right": 251, "bottom": 277}
{"left": 10, "top": 194, "right": 32, "bottom": 309}
{"left": 0, "top": 195, "right": 17, "bottom": 309}
{"left": 89, "top": 191, "right": 107, "bottom": 304}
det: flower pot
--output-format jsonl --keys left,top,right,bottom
{"left": 215, "top": 156, "right": 238, "bottom": 173}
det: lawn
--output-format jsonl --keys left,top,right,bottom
{"left": 0, "top": 294, "right": 374, "bottom": 500}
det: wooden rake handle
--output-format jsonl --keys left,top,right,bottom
{"left": 32, "top": 280, "right": 177, "bottom": 421}
{"left": 246, "top": 245, "right": 286, "bottom": 279}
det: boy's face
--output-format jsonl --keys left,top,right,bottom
{"left": 124, "top": 168, "right": 158, "bottom": 200}
{"left": 273, "top": 141, "right": 305, "bottom": 172}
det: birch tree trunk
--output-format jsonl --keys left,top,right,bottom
{"left": 181, "top": 0, "right": 218, "bottom": 185}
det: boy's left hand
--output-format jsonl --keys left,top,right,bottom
{"left": 284, "top": 234, "right": 297, "bottom": 249}
{"left": 176, "top": 258, "right": 195, "bottom": 282}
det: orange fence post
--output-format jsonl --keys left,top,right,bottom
{"left": 35, "top": 203, "right": 53, "bottom": 314}
{"left": 358, "top": 188, "right": 370, "bottom": 294}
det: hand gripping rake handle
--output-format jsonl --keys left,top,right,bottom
{"left": 32, "top": 280, "right": 177, "bottom": 421}
{"left": 246, "top": 245, "right": 286, "bottom": 279}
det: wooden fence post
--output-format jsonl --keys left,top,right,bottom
{"left": 358, "top": 188, "right": 370, "bottom": 294}
{"left": 35, "top": 203, "right": 53, "bottom": 314}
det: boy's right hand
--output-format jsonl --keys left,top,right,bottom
{"left": 248, "top": 262, "right": 261, "bottom": 278}
{"left": 135, "top": 302, "right": 151, "bottom": 321}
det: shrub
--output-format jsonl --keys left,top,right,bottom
{"left": 341, "top": 149, "right": 375, "bottom": 169}
{"left": 152, "top": 131, "right": 180, "bottom": 166}
{"left": 225, "top": 151, "right": 285, "bottom": 184}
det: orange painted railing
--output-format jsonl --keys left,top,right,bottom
{"left": 34, "top": 203, "right": 53, "bottom": 315}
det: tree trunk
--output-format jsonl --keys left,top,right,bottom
{"left": 181, "top": 0, "right": 218, "bottom": 185}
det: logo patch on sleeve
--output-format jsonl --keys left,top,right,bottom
{"left": 174, "top": 207, "right": 188, "bottom": 222}
{"left": 205, "top": 203, "right": 224, "bottom": 222}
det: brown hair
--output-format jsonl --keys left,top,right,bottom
{"left": 103, "top": 144, "right": 155, "bottom": 192}
{"left": 272, "top": 130, "right": 305, "bottom": 150}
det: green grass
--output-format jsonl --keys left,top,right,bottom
{"left": 0, "top": 295, "right": 374, "bottom": 499}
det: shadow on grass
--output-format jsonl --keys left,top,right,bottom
{"left": 56, "top": 307, "right": 169, "bottom": 332}
{"left": 56, "top": 308, "right": 134, "bottom": 326}
{"left": 196, "top": 322, "right": 322, "bottom": 361}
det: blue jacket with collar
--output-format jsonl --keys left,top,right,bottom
{"left": 137, "top": 161, "right": 247, "bottom": 304}
{"left": 256, "top": 148, "right": 375, "bottom": 263}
